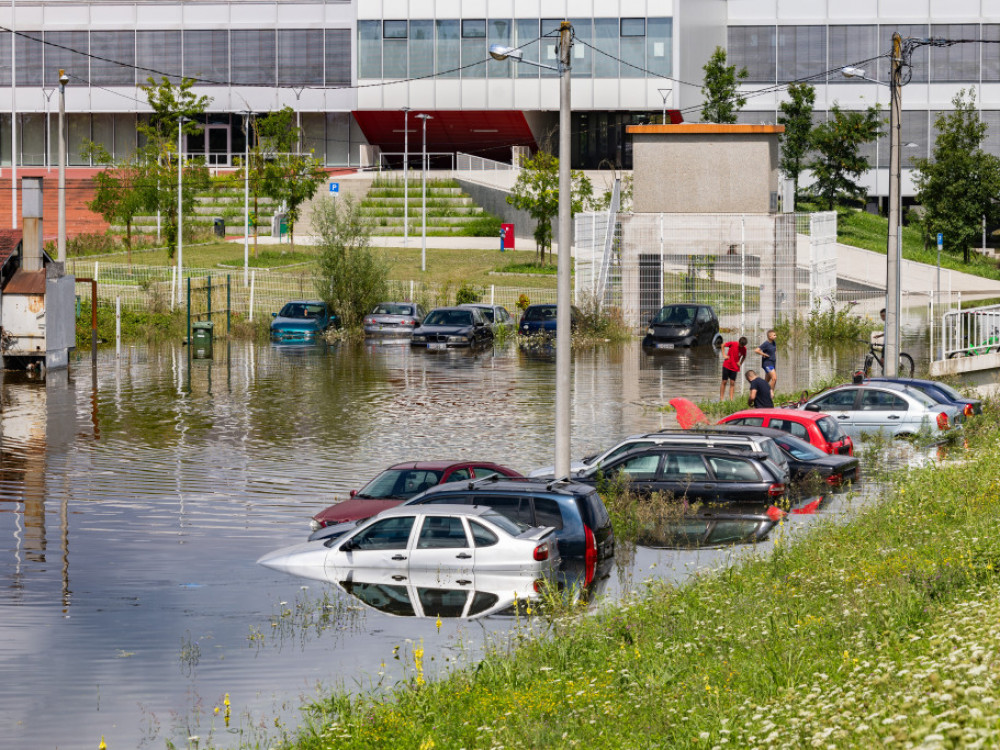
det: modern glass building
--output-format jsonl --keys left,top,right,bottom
{"left": 1, "top": 0, "right": 996, "bottom": 197}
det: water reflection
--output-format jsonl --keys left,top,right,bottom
{"left": 637, "top": 512, "right": 777, "bottom": 549}
{"left": 0, "top": 333, "right": 935, "bottom": 749}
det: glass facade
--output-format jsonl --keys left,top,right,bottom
{"left": 0, "top": 28, "right": 352, "bottom": 88}
{"left": 358, "top": 17, "right": 673, "bottom": 80}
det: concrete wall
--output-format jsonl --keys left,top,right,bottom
{"left": 630, "top": 125, "right": 782, "bottom": 214}
{"left": 455, "top": 178, "right": 539, "bottom": 242}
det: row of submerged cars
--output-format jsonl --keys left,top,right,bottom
{"left": 269, "top": 298, "right": 579, "bottom": 346}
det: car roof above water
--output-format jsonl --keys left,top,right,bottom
{"left": 420, "top": 476, "right": 598, "bottom": 498}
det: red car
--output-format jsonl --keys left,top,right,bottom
{"left": 310, "top": 461, "right": 523, "bottom": 529}
{"left": 716, "top": 408, "right": 854, "bottom": 456}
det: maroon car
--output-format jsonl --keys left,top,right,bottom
{"left": 310, "top": 461, "right": 523, "bottom": 529}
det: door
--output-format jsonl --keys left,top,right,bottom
{"left": 658, "top": 452, "right": 712, "bottom": 499}
{"left": 206, "top": 125, "right": 230, "bottom": 166}
{"left": 329, "top": 515, "right": 416, "bottom": 569}
{"left": 854, "top": 389, "right": 909, "bottom": 435}
{"left": 407, "top": 515, "right": 475, "bottom": 572}
{"left": 809, "top": 388, "right": 860, "bottom": 437}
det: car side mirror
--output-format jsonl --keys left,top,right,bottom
{"left": 272, "top": 312, "right": 277, "bottom": 318}
{"left": 349, "top": 489, "right": 358, "bottom": 498}
{"left": 340, "top": 539, "right": 358, "bottom": 552}
{"left": 804, "top": 404, "right": 821, "bottom": 412}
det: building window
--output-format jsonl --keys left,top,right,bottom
{"left": 777, "top": 26, "right": 825, "bottom": 83}
{"left": 828, "top": 26, "right": 876, "bottom": 84}
{"left": 138, "top": 30, "right": 181, "bottom": 84}
{"left": 487, "top": 19, "right": 512, "bottom": 78}
{"left": 621, "top": 18, "right": 645, "bottom": 37}
{"left": 728, "top": 26, "right": 776, "bottom": 83}
{"left": 231, "top": 29, "right": 276, "bottom": 86}
{"left": 278, "top": 30, "right": 323, "bottom": 86}
{"left": 462, "top": 20, "right": 486, "bottom": 38}
{"left": 91, "top": 31, "right": 135, "bottom": 86}
{"left": 646, "top": 18, "right": 672, "bottom": 78}
{"left": 930, "top": 24, "right": 979, "bottom": 82}
{"left": 620, "top": 19, "right": 646, "bottom": 77}
{"left": 184, "top": 30, "right": 228, "bottom": 84}
{"left": 409, "top": 20, "right": 434, "bottom": 79}
{"left": 461, "top": 19, "right": 487, "bottom": 78}
{"left": 45, "top": 31, "right": 90, "bottom": 87}
{"left": 594, "top": 18, "right": 619, "bottom": 77}
{"left": 436, "top": 19, "right": 460, "bottom": 78}
{"left": 325, "top": 28, "right": 351, "bottom": 87}
{"left": 358, "top": 20, "right": 382, "bottom": 79}
{"left": 514, "top": 19, "right": 540, "bottom": 79}
{"left": 383, "top": 22, "right": 408, "bottom": 78}
{"left": 384, "top": 20, "right": 408, "bottom": 39}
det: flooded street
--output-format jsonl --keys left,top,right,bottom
{"left": 0, "top": 334, "right": 929, "bottom": 749}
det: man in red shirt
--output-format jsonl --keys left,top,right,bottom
{"left": 720, "top": 336, "right": 748, "bottom": 400}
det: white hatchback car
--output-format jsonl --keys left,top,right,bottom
{"left": 803, "top": 383, "right": 964, "bottom": 439}
{"left": 258, "top": 504, "right": 560, "bottom": 578}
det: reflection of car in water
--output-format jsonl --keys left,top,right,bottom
{"left": 637, "top": 512, "right": 777, "bottom": 549}
{"left": 642, "top": 304, "right": 721, "bottom": 349}
{"left": 270, "top": 300, "right": 337, "bottom": 342}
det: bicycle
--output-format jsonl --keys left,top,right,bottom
{"left": 860, "top": 338, "right": 914, "bottom": 378}
{"left": 947, "top": 327, "right": 1000, "bottom": 358}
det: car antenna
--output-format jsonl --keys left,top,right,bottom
{"left": 467, "top": 473, "right": 501, "bottom": 490}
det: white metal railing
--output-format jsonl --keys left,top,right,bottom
{"left": 455, "top": 152, "right": 519, "bottom": 172}
{"left": 378, "top": 152, "right": 455, "bottom": 171}
{"left": 941, "top": 303, "right": 1000, "bottom": 359}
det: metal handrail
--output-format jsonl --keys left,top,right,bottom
{"left": 941, "top": 303, "right": 1000, "bottom": 358}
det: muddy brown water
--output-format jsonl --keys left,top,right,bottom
{"left": 0, "top": 333, "right": 929, "bottom": 748}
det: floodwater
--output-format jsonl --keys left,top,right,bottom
{"left": 0, "top": 331, "right": 930, "bottom": 749}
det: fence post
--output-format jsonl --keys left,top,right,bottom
{"left": 490, "top": 284, "right": 494, "bottom": 304}
{"left": 410, "top": 279, "right": 414, "bottom": 301}
{"left": 249, "top": 269, "right": 256, "bottom": 322}
{"left": 206, "top": 274, "right": 212, "bottom": 323}
{"left": 227, "top": 274, "right": 231, "bottom": 334}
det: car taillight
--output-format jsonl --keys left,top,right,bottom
{"left": 964, "top": 404, "right": 974, "bottom": 417}
{"left": 533, "top": 544, "right": 549, "bottom": 562}
{"left": 367, "top": 318, "right": 374, "bottom": 324}
{"left": 768, "top": 483, "right": 786, "bottom": 497}
{"left": 825, "top": 474, "right": 841, "bottom": 486}
{"left": 584, "top": 525, "right": 597, "bottom": 587}
{"left": 937, "top": 412, "right": 950, "bottom": 431}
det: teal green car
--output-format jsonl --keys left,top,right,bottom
{"left": 270, "top": 300, "right": 338, "bottom": 342}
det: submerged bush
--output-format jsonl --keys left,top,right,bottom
{"left": 806, "top": 299, "right": 878, "bottom": 343}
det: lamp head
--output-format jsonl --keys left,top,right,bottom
{"left": 841, "top": 66, "right": 867, "bottom": 79}
{"left": 59, "top": 69, "right": 69, "bottom": 86}
{"left": 489, "top": 44, "right": 523, "bottom": 63}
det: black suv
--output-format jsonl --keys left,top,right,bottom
{"left": 403, "top": 476, "right": 615, "bottom": 586}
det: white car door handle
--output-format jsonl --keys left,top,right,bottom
{"left": 887, "top": 415, "right": 901, "bottom": 420}
{"left": 391, "top": 554, "right": 407, "bottom": 561}
{"left": 391, "top": 575, "right": 407, "bottom": 581}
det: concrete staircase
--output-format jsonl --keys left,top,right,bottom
{"left": 359, "top": 177, "right": 495, "bottom": 237}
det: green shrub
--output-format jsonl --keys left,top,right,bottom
{"left": 806, "top": 299, "right": 878, "bottom": 343}
{"left": 454, "top": 283, "right": 482, "bottom": 305}
{"left": 461, "top": 213, "right": 503, "bottom": 237}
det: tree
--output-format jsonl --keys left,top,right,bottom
{"left": 777, "top": 82, "right": 816, "bottom": 197}
{"left": 137, "top": 77, "right": 212, "bottom": 257}
{"left": 808, "top": 103, "right": 882, "bottom": 210}
{"left": 314, "top": 195, "right": 390, "bottom": 330}
{"left": 84, "top": 143, "right": 150, "bottom": 266}
{"left": 700, "top": 47, "right": 747, "bottom": 124}
{"left": 506, "top": 151, "right": 593, "bottom": 263}
{"left": 913, "top": 90, "right": 1000, "bottom": 264}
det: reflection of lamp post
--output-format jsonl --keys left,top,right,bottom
{"left": 491, "top": 21, "right": 574, "bottom": 477}
{"left": 415, "top": 113, "right": 432, "bottom": 272}
{"left": 177, "top": 115, "right": 189, "bottom": 303}
{"left": 402, "top": 106, "right": 410, "bottom": 246}
{"left": 843, "top": 44, "right": 902, "bottom": 376}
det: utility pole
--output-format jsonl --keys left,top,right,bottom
{"left": 554, "top": 20, "right": 573, "bottom": 478}
{"left": 57, "top": 70, "right": 68, "bottom": 262}
{"left": 402, "top": 107, "right": 410, "bottom": 246}
{"left": 885, "top": 32, "right": 903, "bottom": 377}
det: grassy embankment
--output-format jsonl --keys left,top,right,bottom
{"left": 282, "top": 402, "right": 1000, "bottom": 749}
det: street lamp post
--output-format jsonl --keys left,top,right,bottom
{"left": 657, "top": 87, "right": 672, "bottom": 124}
{"left": 491, "top": 20, "right": 574, "bottom": 477}
{"left": 57, "top": 70, "right": 68, "bottom": 262}
{"left": 402, "top": 107, "right": 410, "bottom": 246}
{"left": 415, "top": 113, "right": 432, "bottom": 272}
{"left": 177, "top": 116, "right": 189, "bottom": 304}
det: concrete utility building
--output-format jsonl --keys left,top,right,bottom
{"left": 0, "top": 0, "right": 994, "bottom": 201}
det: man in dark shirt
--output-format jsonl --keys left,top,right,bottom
{"left": 754, "top": 329, "right": 778, "bottom": 389}
{"left": 745, "top": 369, "right": 774, "bottom": 408}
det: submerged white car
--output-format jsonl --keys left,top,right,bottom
{"left": 803, "top": 383, "right": 964, "bottom": 439}
{"left": 258, "top": 504, "right": 560, "bottom": 578}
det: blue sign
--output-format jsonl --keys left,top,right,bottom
{"left": 937, "top": 232, "right": 943, "bottom": 247}
{"left": 329, "top": 183, "right": 339, "bottom": 193}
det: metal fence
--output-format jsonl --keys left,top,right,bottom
{"left": 576, "top": 209, "right": 841, "bottom": 332}
{"left": 941, "top": 302, "right": 1000, "bottom": 359}
{"left": 64, "top": 258, "right": 556, "bottom": 322}
{"left": 455, "top": 152, "right": 519, "bottom": 172}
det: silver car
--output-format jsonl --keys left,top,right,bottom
{"left": 528, "top": 428, "right": 790, "bottom": 483}
{"left": 803, "top": 383, "right": 964, "bottom": 439}
{"left": 459, "top": 303, "right": 515, "bottom": 333}
{"left": 258, "top": 504, "right": 560, "bottom": 577}
{"left": 363, "top": 302, "right": 426, "bottom": 338}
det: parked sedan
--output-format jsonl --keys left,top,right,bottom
{"left": 518, "top": 303, "right": 582, "bottom": 336}
{"left": 710, "top": 424, "right": 859, "bottom": 488}
{"left": 411, "top": 307, "right": 494, "bottom": 349}
{"left": 270, "top": 300, "right": 337, "bottom": 342}
{"left": 866, "top": 377, "right": 982, "bottom": 417}
{"left": 642, "top": 303, "right": 721, "bottom": 349}
{"left": 717, "top": 408, "right": 855, "bottom": 456}
{"left": 575, "top": 445, "right": 787, "bottom": 507}
{"left": 259, "top": 505, "right": 560, "bottom": 578}
{"left": 459, "top": 303, "right": 515, "bottom": 333}
{"left": 363, "top": 302, "right": 426, "bottom": 338}
{"left": 803, "top": 383, "right": 964, "bottom": 439}
{"left": 311, "top": 461, "right": 522, "bottom": 529}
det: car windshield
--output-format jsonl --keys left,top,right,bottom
{"left": 759, "top": 439, "right": 788, "bottom": 469}
{"left": 279, "top": 303, "right": 324, "bottom": 319}
{"left": 481, "top": 510, "right": 530, "bottom": 535}
{"left": 424, "top": 310, "right": 473, "bottom": 326}
{"left": 652, "top": 306, "right": 695, "bottom": 325}
{"left": 373, "top": 303, "right": 413, "bottom": 316}
{"left": 816, "top": 417, "right": 846, "bottom": 442}
{"left": 524, "top": 306, "right": 557, "bottom": 322}
{"left": 774, "top": 436, "right": 824, "bottom": 460}
{"left": 358, "top": 469, "right": 444, "bottom": 499}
